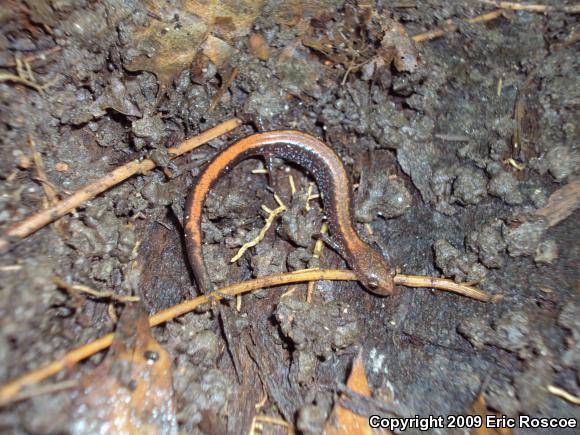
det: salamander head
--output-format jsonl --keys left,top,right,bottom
{"left": 355, "top": 246, "right": 396, "bottom": 296}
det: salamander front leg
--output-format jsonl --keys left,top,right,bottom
{"left": 314, "top": 232, "right": 347, "bottom": 261}
{"left": 237, "top": 112, "right": 266, "bottom": 132}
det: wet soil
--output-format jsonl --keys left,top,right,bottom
{"left": 0, "top": 0, "right": 578, "bottom": 433}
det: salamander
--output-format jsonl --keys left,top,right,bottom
{"left": 184, "top": 130, "right": 396, "bottom": 295}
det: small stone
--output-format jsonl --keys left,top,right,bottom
{"left": 18, "top": 155, "right": 31, "bottom": 169}
{"left": 529, "top": 188, "right": 548, "bottom": 208}
{"left": 534, "top": 239, "right": 558, "bottom": 264}
{"left": 55, "top": 162, "right": 69, "bottom": 172}
{"left": 131, "top": 115, "right": 165, "bottom": 142}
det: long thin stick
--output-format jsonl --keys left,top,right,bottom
{"left": 412, "top": 10, "right": 504, "bottom": 43}
{"left": 0, "top": 268, "right": 497, "bottom": 405}
{"left": 396, "top": 274, "right": 503, "bottom": 302}
{"left": 0, "top": 73, "right": 45, "bottom": 92}
{"left": 478, "top": 0, "right": 580, "bottom": 13}
{"left": 547, "top": 385, "right": 580, "bottom": 405}
{"left": 0, "top": 118, "right": 242, "bottom": 252}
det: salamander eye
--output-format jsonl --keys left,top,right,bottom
{"left": 368, "top": 278, "right": 379, "bottom": 289}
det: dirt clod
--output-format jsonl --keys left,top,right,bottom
{"left": 275, "top": 298, "right": 361, "bottom": 384}
{"left": 433, "top": 239, "right": 487, "bottom": 283}
{"left": 452, "top": 166, "right": 488, "bottom": 206}
{"left": 503, "top": 218, "right": 548, "bottom": 257}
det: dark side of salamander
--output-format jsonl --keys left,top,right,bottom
{"left": 184, "top": 131, "right": 396, "bottom": 296}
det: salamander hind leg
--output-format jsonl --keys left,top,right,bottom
{"left": 263, "top": 151, "right": 278, "bottom": 190}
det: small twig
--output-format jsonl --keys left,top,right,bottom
{"left": 312, "top": 223, "right": 327, "bottom": 262}
{"left": 254, "top": 386, "right": 268, "bottom": 410}
{"left": 107, "top": 303, "right": 118, "bottom": 323}
{"left": 4, "top": 380, "right": 78, "bottom": 405}
{"left": 434, "top": 133, "right": 471, "bottom": 142}
{"left": 412, "top": 19, "right": 458, "bottom": 43}
{"left": 28, "top": 136, "right": 69, "bottom": 237}
{"left": 251, "top": 168, "right": 268, "bottom": 174}
{"left": 465, "top": 9, "right": 506, "bottom": 23}
{"left": 230, "top": 194, "right": 287, "bottom": 262}
{"left": 504, "top": 158, "right": 525, "bottom": 170}
{"left": 511, "top": 59, "right": 544, "bottom": 159}
{"left": 547, "top": 385, "right": 580, "bottom": 405}
{"left": 0, "top": 73, "right": 45, "bottom": 92}
{"left": 28, "top": 136, "right": 59, "bottom": 208}
{"left": 0, "top": 46, "right": 61, "bottom": 68}
{"left": 0, "top": 264, "right": 22, "bottom": 271}
{"left": 306, "top": 279, "right": 317, "bottom": 304}
{"left": 307, "top": 222, "right": 328, "bottom": 303}
{"left": 341, "top": 59, "right": 371, "bottom": 86}
{"left": 512, "top": 89, "right": 525, "bottom": 158}
{"left": 4, "top": 55, "right": 57, "bottom": 92}
{"left": 0, "top": 268, "right": 497, "bottom": 405}
{"left": 305, "top": 182, "right": 318, "bottom": 210}
{"left": 288, "top": 174, "right": 296, "bottom": 195}
{"left": 395, "top": 274, "right": 502, "bottom": 302}
{"left": 15, "top": 57, "right": 32, "bottom": 82}
{"left": 535, "top": 182, "right": 580, "bottom": 227}
{"left": 207, "top": 66, "right": 239, "bottom": 113}
{"left": 249, "top": 415, "right": 295, "bottom": 435}
{"left": 52, "top": 276, "right": 140, "bottom": 303}
{"left": 24, "top": 60, "right": 34, "bottom": 82}
{"left": 412, "top": 10, "right": 504, "bottom": 43}
{"left": 478, "top": 0, "right": 580, "bottom": 13}
{"left": 0, "top": 118, "right": 242, "bottom": 252}
{"left": 280, "top": 286, "right": 298, "bottom": 298}
{"left": 364, "top": 223, "right": 373, "bottom": 236}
